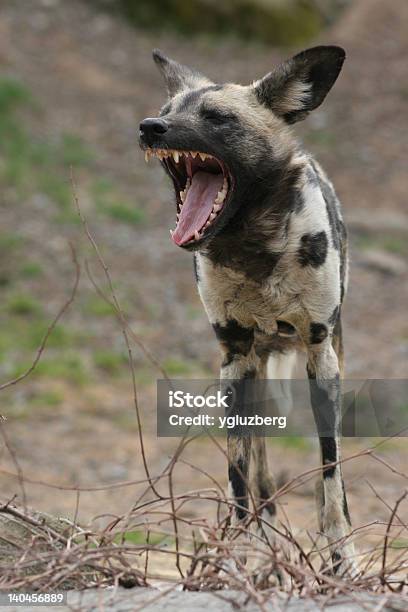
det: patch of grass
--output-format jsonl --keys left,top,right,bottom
{"left": 113, "top": 530, "right": 166, "bottom": 546}
{"left": 271, "top": 436, "right": 311, "bottom": 451}
{"left": 0, "top": 77, "right": 32, "bottom": 115}
{"left": 59, "top": 133, "right": 94, "bottom": 167}
{"left": 38, "top": 173, "right": 72, "bottom": 210}
{"left": 390, "top": 538, "right": 408, "bottom": 549}
{"left": 31, "top": 389, "right": 64, "bottom": 407}
{"left": 0, "top": 78, "right": 91, "bottom": 215}
{"left": 7, "top": 353, "right": 88, "bottom": 385}
{"left": 94, "top": 350, "right": 127, "bottom": 375}
{"left": 0, "top": 318, "right": 78, "bottom": 360}
{"left": 103, "top": 202, "right": 145, "bottom": 225}
{"left": 356, "top": 233, "right": 407, "bottom": 256}
{"left": 6, "top": 292, "right": 42, "bottom": 316}
{"left": 19, "top": 262, "right": 43, "bottom": 278}
{"left": 163, "top": 357, "right": 195, "bottom": 376}
{"left": 0, "top": 233, "right": 23, "bottom": 286}
{"left": 83, "top": 295, "right": 114, "bottom": 317}
{"left": 34, "top": 353, "right": 88, "bottom": 385}
{"left": 0, "top": 233, "right": 23, "bottom": 251}
{"left": 92, "top": 179, "right": 145, "bottom": 226}
{"left": 134, "top": 366, "right": 156, "bottom": 388}
{"left": 119, "top": 0, "right": 323, "bottom": 46}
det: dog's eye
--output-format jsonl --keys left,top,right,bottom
{"left": 200, "top": 108, "right": 235, "bottom": 124}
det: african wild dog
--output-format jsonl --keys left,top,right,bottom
{"left": 140, "top": 46, "right": 355, "bottom": 578}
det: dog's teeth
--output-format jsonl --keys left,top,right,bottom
{"left": 144, "top": 151, "right": 150, "bottom": 162}
{"left": 209, "top": 213, "right": 216, "bottom": 221}
{"left": 191, "top": 151, "right": 197, "bottom": 158}
{"left": 180, "top": 190, "right": 185, "bottom": 203}
{"left": 170, "top": 229, "right": 174, "bottom": 237}
{"left": 173, "top": 151, "right": 179, "bottom": 163}
{"left": 199, "top": 152, "right": 207, "bottom": 162}
{"left": 213, "top": 203, "right": 222, "bottom": 212}
{"left": 194, "top": 230, "right": 200, "bottom": 240}
{"left": 214, "top": 192, "right": 225, "bottom": 205}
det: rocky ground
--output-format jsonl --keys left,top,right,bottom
{"left": 0, "top": 0, "right": 407, "bottom": 602}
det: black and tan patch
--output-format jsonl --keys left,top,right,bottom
{"left": 213, "top": 319, "right": 254, "bottom": 366}
{"left": 298, "top": 231, "right": 328, "bottom": 268}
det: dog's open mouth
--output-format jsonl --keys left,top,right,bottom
{"left": 145, "top": 148, "right": 232, "bottom": 246}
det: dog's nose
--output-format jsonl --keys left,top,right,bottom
{"left": 139, "top": 118, "right": 169, "bottom": 139}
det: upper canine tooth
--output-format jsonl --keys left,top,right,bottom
{"left": 173, "top": 151, "right": 179, "bottom": 163}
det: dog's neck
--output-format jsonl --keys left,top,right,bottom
{"left": 201, "top": 153, "right": 304, "bottom": 283}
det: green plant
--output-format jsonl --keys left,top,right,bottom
{"left": 103, "top": 201, "right": 145, "bottom": 225}
{"left": 34, "top": 353, "right": 88, "bottom": 385}
{"left": 94, "top": 350, "right": 127, "bottom": 375}
{"left": 91, "top": 179, "right": 145, "bottom": 225}
{"left": 31, "top": 389, "right": 64, "bottom": 407}
{"left": 163, "top": 357, "right": 194, "bottom": 376}
{"left": 19, "top": 262, "right": 43, "bottom": 278}
{"left": 83, "top": 295, "right": 115, "bottom": 317}
{"left": 271, "top": 436, "right": 311, "bottom": 451}
{"left": 113, "top": 530, "right": 166, "bottom": 545}
{"left": 0, "top": 77, "right": 32, "bottom": 115}
{"left": 0, "top": 78, "right": 92, "bottom": 215}
{"left": 6, "top": 292, "right": 41, "bottom": 316}
{"left": 59, "top": 133, "right": 94, "bottom": 167}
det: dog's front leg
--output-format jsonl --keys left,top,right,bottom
{"left": 306, "top": 338, "right": 356, "bottom": 577}
{"left": 212, "top": 320, "right": 260, "bottom": 565}
{"left": 217, "top": 332, "right": 258, "bottom": 532}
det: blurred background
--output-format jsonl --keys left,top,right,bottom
{"left": 0, "top": 0, "right": 406, "bottom": 549}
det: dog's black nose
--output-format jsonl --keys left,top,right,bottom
{"left": 139, "top": 118, "right": 169, "bottom": 140}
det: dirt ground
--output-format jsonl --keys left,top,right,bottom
{"left": 0, "top": 0, "right": 407, "bottom": 572}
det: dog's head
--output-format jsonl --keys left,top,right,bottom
{"left": 140, "top": 46, "right": 345, "bottom": 251}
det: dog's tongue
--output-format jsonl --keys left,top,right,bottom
{"left": 172, "top": 171, "right": 223, "bottom": 245}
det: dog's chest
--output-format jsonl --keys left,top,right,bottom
{"left": 196, "top": 254, "right": 298, "bottom": 334}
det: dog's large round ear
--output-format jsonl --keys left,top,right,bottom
{"left": 253, "top": 46, "right": 345, "bottom": 124}
{"left": 152, "top": 49, "right": 213, "bottom": 98}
